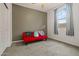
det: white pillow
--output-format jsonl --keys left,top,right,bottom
{"left": 34, "top": 31, "right": 39, "bottom": 37}
{"left": 38, "top": 31, "right": 45, "bottom": 35}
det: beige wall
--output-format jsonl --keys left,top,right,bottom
{"left": 47, "top": 3, "right": 79, "bottom": 47}
{"left": 12, "top": 4, "right": 47, "bottom": 41}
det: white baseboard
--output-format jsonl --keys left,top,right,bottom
{"left": 7, "top": 42, "right": 12, "bottom": 48}
{"left": 0, "top": 41, "right": 12, "bottom": 56}
{"left": 0, "top": 46, "right": 7, "bottom": 56}
{"left": 12, "top": 40, "right": 23, "bottom": 43}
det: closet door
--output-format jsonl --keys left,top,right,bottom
{"left": 0, "top": 3, "right": 12, "bottom": 55}
{"left": 0, "top": 3, "right": 2, "bottom": 48}
{"left": 0, "top": 3, "right": 3, "bottom": 54}
{"left": 0, "top": 3, "right": 8, "bottom": 48}
{"left": 2, "top": 3, "right": 8, "bottom": 46}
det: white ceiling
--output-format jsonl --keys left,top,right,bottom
{"left": 15, "top": 3, "right": 63, "bottom": 12}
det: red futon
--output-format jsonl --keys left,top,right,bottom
{"left": 22, "top": 31, "right": 48, "bottom": 43}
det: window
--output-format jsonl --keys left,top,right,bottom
{"left": 56, "top": 4, "right": 67, "bottom": 24}
{"left": 54, "top": 3, "right": 74, "bottom": 36}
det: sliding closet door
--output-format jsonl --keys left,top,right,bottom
{"left": 0, "top": 3, "right": 4, "bottom": 51}
{"left": 0, "top": 3, "right": 2, "bottom": 51}
{"left": 0, "top": 3, "right": 12, "bottom": 55}
{"left": 0, "top": 3, "right": 8, "bottom": 55}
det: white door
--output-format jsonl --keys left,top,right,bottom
{"left": 0, "top": 3, "right": 8, "bottom": 55}
{"left": 0, "top": 3, "right": 3, "bottom": 55}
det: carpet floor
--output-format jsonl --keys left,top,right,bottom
{"left": 2, "top": 39, "right": 79, "bottom": 56}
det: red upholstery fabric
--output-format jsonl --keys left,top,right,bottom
{"left": 22, "top": 32, "right": 48, "bottom": 43}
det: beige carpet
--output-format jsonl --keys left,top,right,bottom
{"left": 2, "top": 39, "right": 79, "bottom": 56}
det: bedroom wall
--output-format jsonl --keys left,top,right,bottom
{"left": 47, "top": 3, "right": 79, "bottom": 47}
{"left": 12, "top": 4, "right": 47, "bottom": 41}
